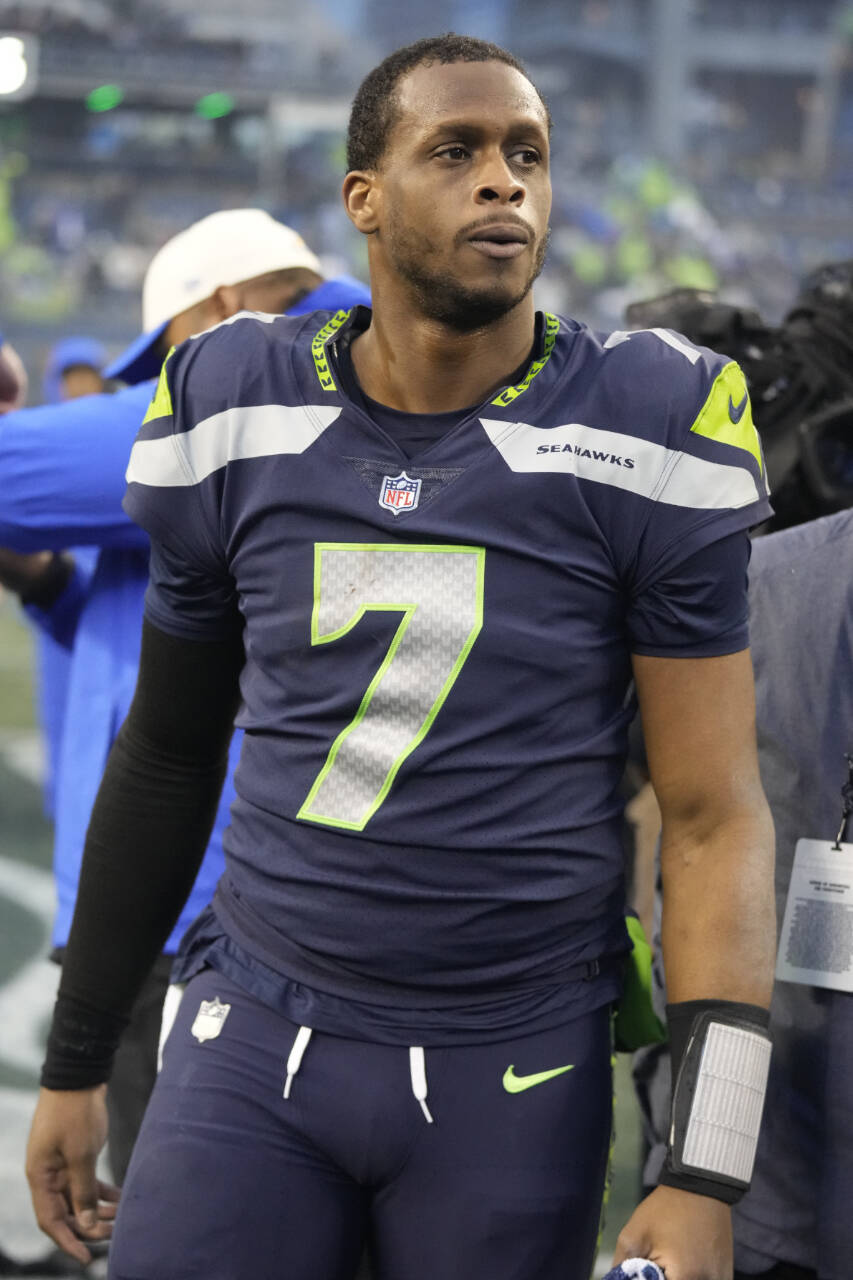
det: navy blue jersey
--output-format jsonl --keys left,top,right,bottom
{"left": 124, "top": 306, "right": 771, "bottom": 1041}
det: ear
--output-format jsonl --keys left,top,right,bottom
{"left": 210, "top": 283, "right": 241, "bottom": 321}
{"left": 342, "top": 171, "right": 380, "bottom": 235}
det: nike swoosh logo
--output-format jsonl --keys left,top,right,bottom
{"left": 502, "top": 1063, "right": 575, "bottom": 1093}
{"left": 728, "top": 391, "right": 749, "bottom": 424}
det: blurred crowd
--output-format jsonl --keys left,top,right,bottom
{"left": 1, "top": 0, "right": 852, "bottom": 364}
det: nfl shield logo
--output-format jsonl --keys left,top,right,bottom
{"left": 379, "top": 471, "right": 421, "bottom": 515}
{"left": 191, "top": 995, "right": 231, "bottom": 1044}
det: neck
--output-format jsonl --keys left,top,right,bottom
{"left": 350, "top": 286, "right": 537, "bottom": 414}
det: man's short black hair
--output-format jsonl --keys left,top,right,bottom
{"left": 346, "top": 33, "right": 551, "bottom": 173}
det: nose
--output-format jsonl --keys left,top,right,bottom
{"left": 473, "top": 150, "right": 525, "bottom": 206}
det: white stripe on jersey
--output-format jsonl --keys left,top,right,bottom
{"left": 126, "top": 404, "right": 341, "bottom": 487}
{"left": 603, "top": 327, "right": 703, "bottom": 364}
{"left": 480, "top": 418, "right": 760, "bottom": 510}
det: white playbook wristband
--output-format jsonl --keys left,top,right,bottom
{"left": 662, "top": 1004, "right": 772, "bottom": 1203}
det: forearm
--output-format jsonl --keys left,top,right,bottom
{"left": 660, "top": 791, "right": 776, "bottom": 1007}
{"left": 61, "top": 719, "right": 230, "bottom": 1017}
{"left": 42, "top": 619, "right": 244, "bottom": 1089}
{"left": 632, "top": 626, "right": 775, "bottom": 1213}
{"left": 43, "top": 724, "right": 229, "bottom": 1089}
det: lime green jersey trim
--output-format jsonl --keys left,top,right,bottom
{"left": 311, "top": 309, "right": 352, "bottom": 393}
{"left": 310, "top": 308, "right": 558, "bottom": 406}
{"left": 690, "top": 360, "right": 763, "bottom": 474}
{"left": 502, "top": 1063, "right": 574, "bottom": 1093}
{"left": 490, "top": 312, "right": 560, "bottom": 408}
{"left": 142, "top": 345, "right": 176, "bottom": 425}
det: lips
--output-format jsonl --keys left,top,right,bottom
{"left": 466, "top": 223, "right": 530, "bottom": 260}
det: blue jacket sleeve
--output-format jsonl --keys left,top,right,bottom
{"left": 0, "top": 381, "right": 155, "bottom": 552}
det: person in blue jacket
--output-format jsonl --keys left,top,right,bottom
{"left": 0, "top": 209, "right": 370, "bottom": 1186}
{"left": 29, "top": 338, "right": 107, "bottom": 822}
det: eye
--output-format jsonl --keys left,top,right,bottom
{"left": 510, "top": 147, "right": 541, "bottom": 166}
{"left": 437, "top": 145, "right": 470, "bottom": 162}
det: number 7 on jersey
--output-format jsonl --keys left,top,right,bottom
{"left": 297, "top": 543, "right": 485, "bottom": 830}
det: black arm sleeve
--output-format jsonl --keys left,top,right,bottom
{"left": 41, "top": 617, "right": 244, "bottom": 1090}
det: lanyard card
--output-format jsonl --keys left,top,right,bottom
{"left": 776, "top": 838, "right": 853, "bottom": 992}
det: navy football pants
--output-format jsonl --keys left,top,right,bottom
{"left": 108, "top": 969, "right": 613, "bottom": 1280}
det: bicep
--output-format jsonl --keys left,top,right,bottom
{"left": 626, "top": 517, "right": 763, "bottom": 829}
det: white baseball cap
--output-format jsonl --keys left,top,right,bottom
{"left": 105, "top": 208, "right": 322, "bottom": 384}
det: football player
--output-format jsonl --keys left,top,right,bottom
{"left": 27, "top": 35, "right": 776, "bottom": 1280}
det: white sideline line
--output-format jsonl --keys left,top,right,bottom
{"left": 0, "top": 1086, "right": 49, "bottom": 1259}
{"left": 0, "top": 730, "right": 45, "bottom": 787}
{"left": 0, "top": 858, "right": 56, "bottom": 1075}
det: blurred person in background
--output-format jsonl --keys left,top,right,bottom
{"left": 0, "top": 210, "right": 370, "bottom": 1207}
{"left": 29, "top": 339, "right": 107, "bottom": 824}
{"left": 26, "top": 35, "right": 775, "bottom": 1280}
{"left": 42, "top": 339, "right": 107, "bottom": 405}
{"left": 627, "top": 265, "right": 853, "bottom": 1280}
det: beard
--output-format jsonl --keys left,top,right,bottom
{"left": 384, "top": 212, "right": 549, "bottom": 333}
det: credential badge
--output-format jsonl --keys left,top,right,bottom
{"left": 379, "top": 470, "right": 421, "bottom": 515}
{"left": 191, "top": 995, "right": 231, "bottom": 1044}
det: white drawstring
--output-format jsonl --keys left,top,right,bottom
{"left": 409, "top": 1046, "right": 434, "bottom": 1124}
{"left": 283, "top": 1025, "right": 313, "bottom": 1099}
{"left": 157, "top": 982, "right": 186, "bottom": 1073}
{"left": 283, "top": 1029, "right": 433, "bottom": 1122}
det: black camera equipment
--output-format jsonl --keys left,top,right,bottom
{"left": 624, "top": 264, "right": 853, "bottom": 529}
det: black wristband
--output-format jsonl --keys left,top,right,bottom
{"left": 41, "top": 993, "right": 129, "bottom": 1091}
{"left": 660, "top": 999, "right": 771, "bottom": 1205}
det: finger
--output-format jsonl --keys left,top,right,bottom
{"left": 53, "top": 1223, "right": 94, "bottom": 1267}
{"left": 612, "top": 1229, "right": 649, "bottom": 1269}
{"left": 32, "top": 1191, "right": 94, "bottom": 1266}
{"left": 68, "top": 1210, "right": 114, "bottom": 1242}
{"left": 67, "top": 1158, "right": 101, "bottom": 1236}
{"left": 97, "top": 1178, "right": 122, "bottom": 1203}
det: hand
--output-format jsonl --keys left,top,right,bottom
{"left": 613, "top": 1185, "right": 733, "bottom": 1280}
{"left": 0, "top": 548, "right": 53, "bottom": 596}
{"left": 25, "top": 1085, "right": 120, "bottom": 1265}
